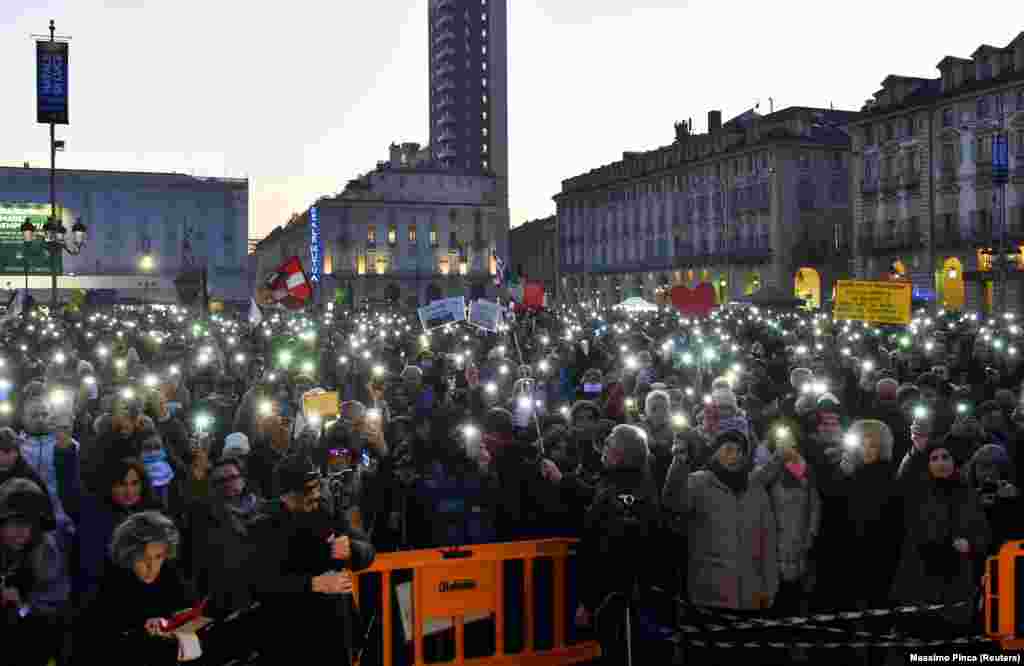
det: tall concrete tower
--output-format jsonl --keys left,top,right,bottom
{"left": 428, "top": 0, "right": 508, "bottom": 210}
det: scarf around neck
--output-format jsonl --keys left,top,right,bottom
{"left": 710, "top": 458, "right": 749, "bottom": 495}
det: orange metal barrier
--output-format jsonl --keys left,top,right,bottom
{"left": 985, "top": 539, "right": 1024, "bottom": 650}
{"left": 353, "top": 538, "right": 602, "bottom": 666}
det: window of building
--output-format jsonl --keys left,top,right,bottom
{"left": 387, "top": 225, "right": 397, "bottom": 245}
{"left": 409, "top": 225, "right": 417, "bottom": 243}
{"left": 322, "top": 253, "right": 333, "bottom": 274}
{"left": 376, "top": 255, "right": 388, "bottom": 274}
{"left": 482, "top": 127, "right": 488, "bottom": 137}
{"left": 367, "top": 226, "right": 376, "bottom": 245}
{"left": 482, "top": 29, "right": 487, "bottom": 38}
{"left": 482, "top": 143, "right": 488, "bottom": 153}
{"left": 482, "top": 160, "right": 489, "bottom": 170}
{"left": 978, "top": 96, "right": 990, "bottom": 118}
{"left": 864, "top": 124, "right": 874, "bottom": 144}
{"left": 482, "top": 78, "right": 488, "bottom": 88}
{"left": 942, "top": 108, "right": 953, "bottom": 127}
{"left": 482, "top": 45, "right": 487, "bottom": 55}
{"left": 482, "top": 111, "right": 488, "bottom": 120}
{"left": 430, "top": 226, "right": 438, "bottom": 247}
{"left": 482, "top": 61, "right": 487, "bottom": 71}
{"left": 357, "top": 255, "right": 366, "bottom": 275}
{"left": 482, "top": 94, "right": 488, "bottom": 104}
{"left": 439, "top": 256, "right": 450, "bottom": 275}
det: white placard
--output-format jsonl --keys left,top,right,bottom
{"left": 469, "top": 299, "right": 502, "bottom": 332}
{"left": 417, "top": 297, "right": 466, "bottom": 331}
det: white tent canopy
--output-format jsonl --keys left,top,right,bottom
{"left": 614, "top": 296, "right": 658, "bottom": 312}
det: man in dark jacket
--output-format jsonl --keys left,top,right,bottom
{"left": 249, "top": 455, "right": 374, "bottom": 665}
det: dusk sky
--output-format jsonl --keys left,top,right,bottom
{"left": 2, "top": 1, "right": 1022, "bottom": 240}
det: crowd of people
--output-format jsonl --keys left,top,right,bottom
{"left": 1, "top": 297, "right": 1022, "bottom": 665}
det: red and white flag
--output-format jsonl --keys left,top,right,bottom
{"left": 264, "top": 256, "right": 312, "bottom": 304}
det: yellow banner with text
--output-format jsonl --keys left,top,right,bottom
{"left": 833, "top": 280, "right": 912, "bottom": 324}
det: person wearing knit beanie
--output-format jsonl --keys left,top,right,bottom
{"left": 712, "top": 388, "right": 738, "bottom": 411}
{"left": 876, "top": 378, "right": 899, "bottom": 403}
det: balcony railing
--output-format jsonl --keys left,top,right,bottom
{"left": 437, "top": 130, "right": 456, "bottom": 142}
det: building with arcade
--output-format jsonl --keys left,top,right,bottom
{"left": 848, "top": 32, "right": 1024, "bottom": 314}
{"left": 554, "top": 106, "right": 859, "bottom": 309}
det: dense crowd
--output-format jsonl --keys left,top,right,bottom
{"left": 1, "top": 298, "right": 1022, "bottom": 665}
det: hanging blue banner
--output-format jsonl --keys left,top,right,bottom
{"left": 310, "top": 206, "right": 322, "bottom": 282}
{"left": 36, "top": 40, "right": 68, "bottom": 125}
{"left": 993, "top": 134, "right": 1009, "bottom": 185}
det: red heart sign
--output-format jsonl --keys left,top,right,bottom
{"left": 671, "top": 283, "right": 716, "bottom": 317}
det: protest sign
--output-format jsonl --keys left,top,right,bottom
{"left": 417, "top": 297, "right": 466, "bottom": 330}
{"left": 468, "top": 299, "right": 502, "bottom": 332}
{"left": 833, "top": 280, "right": 912, "bottom": 325}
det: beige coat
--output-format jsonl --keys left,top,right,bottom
{"left": 663, "top": 456, "right": 779, "bottom": 610}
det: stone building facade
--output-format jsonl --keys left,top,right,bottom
{"left": 254, "top": 142, "right": 507, "bottom": 308}
{"left": 554, "top": 106, "right": 858, "bottom": 308}
{"left": 849, "top": 32, "right": 1024, "bottom": 313}
{"left": 510, "top": 215, "right": 556, "bottom": 297}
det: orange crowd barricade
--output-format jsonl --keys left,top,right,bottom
{"left": 985, "top": 539, "right": 1024, "bottom": 650}
{"left": 352, "top": 538, "right": 602, "bottom": 666}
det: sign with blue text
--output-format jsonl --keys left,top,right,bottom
{"left": 309, "top": 206, "right": 322, "bottom": 282}
{"left": 36, "top": 41, "right": 68, "bottom": 125}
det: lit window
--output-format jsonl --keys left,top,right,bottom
{"left": 376, "top": 255, "right": 388, "bottom": 274}
{"left": 482, "top": 94, "right": 488, "bottom": 104}
{"left": 357, "top": 255, "right": 366, "bottom": 275}
{"left": 387, "top": 225, "right": 397, "bottom": 245}
{"left": 482, "top": 45, "right": 487, "bottom": 55}
{"left": 482, "top": 111, "right": 488, "bottom": 120}
{"left": 482, "top": 78, "right": 488, "bottom": 87}
{"left": 482, "top": 128, "right": 488, "bottom": 137}
{"left": 408, "top": 226, "right": 417, "bottom": 243}
{"left": 324, "top": 253, "right": 333, "bottom": 274}
{"left": 482, "top": 62, "right": 487, "bottom": 71}
{"left": 439, "top": 256, "right": 450, "bottom": 275}
{"left": 482, "top": 160, "right": 489, "bottom": 170}
{"left": 482, "top": 144, "right": 488, "bottom": 154}
{"left": 367, "top": 226, "right": 376, "bottom": 244}
{"left": 430, "top": 226, "right": 438, "bottom": 246}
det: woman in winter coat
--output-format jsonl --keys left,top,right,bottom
{"left": 0, "top": 477, "right": 70, "bottom": 666}
{"left": 662, "top": 429, "right": 778, "bottom": 611}
{"left": 78, "top": 511, "right": 194, "bottom": 665}
{"left": 832, "top": 419, "right": 904, "bottom": 610}
{"left": 750, "top": 433, "right": 821, "bottom": 617}
{"left": 890, "top": 433, "right": 990, "bottom": 627}
{"left": 75, "top": 457, "right": 162, "bottom": 611}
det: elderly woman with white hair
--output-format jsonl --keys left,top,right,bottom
{"left": 79, "top": 511, "right": 196, "bottom": 663}
{"left": 825, "top": 419, "right": 904, "bottom": 611}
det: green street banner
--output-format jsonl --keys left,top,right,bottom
{"left": 0, "top": 203, "right": 62, "bottom": 274}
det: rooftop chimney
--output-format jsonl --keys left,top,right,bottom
{"left": 708, "top": 110, "right": 722, "bottom": 133}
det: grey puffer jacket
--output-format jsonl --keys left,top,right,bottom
{"left": 662, "top": 456, "right": 779, "bottom": 610}
{"left": 751, "top": 453, "right": 821, "bottom": 584}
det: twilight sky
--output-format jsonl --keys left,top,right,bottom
{"left": 1, "top": 0, "right": 1022, "bottom": 240}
